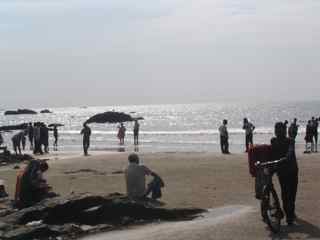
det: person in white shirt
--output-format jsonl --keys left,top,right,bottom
{"left": 243, "top": 118, "right": 255, "bottom": 152}
{"left": 219, "top": 119, "right": 230, "bottom": 154}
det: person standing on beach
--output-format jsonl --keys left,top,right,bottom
{"left": 0, "top": 132, "right": 3, "bottom": 146}
{"left": 81, "top": 123, "right": 91, "bottom": 156}
{"left": 304, "top": 120, "right": 313, "bottom": 153}
{"left": 40, "top": 123, "right": 49, "bottom": 153}
{"left": 288, "top": 118, "right": 299, "bottom": 140}
{"left": 133, "top": 120, "right": 140, "bottom": 145}
{"left": 219, "top": 119, "right": 230, "bottom": 154}
{"left": 33, "top": 122, "right": 43, "bottom": 155}
{"left": 271, "top": 122, "right": 298, "bottom": 225}
{"left": 28, "top": 123, "right": 34, "bottom": 150}
{"left": 117, "top": 123, "right": 126, "bottom": 145}
{"left": 11, "top": 131, "right": 26, "bottom": 155}
{"left": 243, "top": 118, "right": 255, "bottom": 152}
{"left": 283, "top": 120, "right": 289, "bottom": 137}
{"left": 311, "top": 117, "right": 318, "bottom": 152}
{"left": 53, "top": 126, "right": 58, "bottom": 151}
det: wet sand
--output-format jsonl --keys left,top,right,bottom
{"left": 1, "top": 151, "right": 320, "bottom": 239}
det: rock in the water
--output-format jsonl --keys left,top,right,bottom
{"left": 4, "top": 109, "right": 37, "bottom": 115}
{"left": 40, "top": 109, "right": 53, "bottom": 114}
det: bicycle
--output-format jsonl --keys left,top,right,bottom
{"left": 255, "top": 158, "right": 285, "bottom": 233}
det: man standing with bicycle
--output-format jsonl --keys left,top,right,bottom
{"left": 271, "top": 122, "right": 299, "bottom": 226}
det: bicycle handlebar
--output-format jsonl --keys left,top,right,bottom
{"left": 255, "top": 157, "right": 287, "bottom": 168}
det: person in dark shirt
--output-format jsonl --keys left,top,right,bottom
{"left": 288, "top": 118, "right": 299, "bottom": 140}
{"left": 304, "top": 120, "right": 313, "bottom": 153}
{"left": 81, "top": 123, "right": 91, "bottom": 156}
{"left": 311, "top": 117, "right": 318, "bottom": 152}
{"left": 53, "top": 126, "right": 58, "bottom": 151}
{"left": 28, "top": 123, "right": 34, "bottom": 150}
{"left": 271, "top": 122, "right": 298, "bottom": 225}
{"left": 283, "top": 120, "right": 289, "bottom": 137}
{"left": 40, "top": 123, "right": 49, "bottom": 153}
{"left": 0, "top": 132, "right": 3, "bottom": 146}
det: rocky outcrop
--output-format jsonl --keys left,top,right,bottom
{"left": 40, "top": 110, "right": 53, "bottom": 114}
{"left": 4, "top": 110, "right": 37, "bottom": 115}
{"left": 0, "top": 152, "right": 34, "bottom": 166}
{"left": 0, "top": 193, "right": 205, "bottom": 240}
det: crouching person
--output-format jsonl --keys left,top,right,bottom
{"left": 125, "top": 153, "right": 164, "bottom": 200}
{"left": 15, "top": 160, "right": 58, "bottom": 208}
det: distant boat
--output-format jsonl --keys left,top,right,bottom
{"left": 4, "top": 109, "right": 37, "bottom": 115}
{"left": 80, "top": 106, "right": 88, "bottom": 109}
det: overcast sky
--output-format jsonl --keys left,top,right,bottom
{"left": 1, "top": 0, "right": 320, "bottom": 108}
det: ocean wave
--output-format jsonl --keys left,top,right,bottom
{"left": 59, "top": 128, "right": 277, "bottom": 136}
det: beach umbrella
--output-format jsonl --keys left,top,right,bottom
{"left": 48, "top": 123, "right": 64, "bottom": 127}
{"left": 85, "top": 111, "right": 134, "bottom": 124}
{"left": 0, "top": 123, "right": 28, "bottom": 131}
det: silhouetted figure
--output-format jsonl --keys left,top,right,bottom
{"left": 21, "top": 133, "right": 26, "bottom": 151}
{"left": 283, "top": 120, "right": 289, "bottom": 137}
{"left": 15, "top": 160, "right": 57, "bottom": 209}
{"left": 33, "top": 122, "right": 43, "bottom": 155}
{"left": 117, "top": 123, "right": 126, "bottom": 145}
{"left": 288, "top": 118, "right": 299, "bottom": 140}
{"left": 11, "top": 131, "right": 26, "bottom": 155}
{"left": 219, "top": 119, "right": 230, "bottom": 154}
{"left": 304, "top": 120, "right": 313, "bottom": 153}
{"left": 40, "top": 123, "right": 49, "bottom": 153}
{"left": 133, "top": 120, "right": 140, "bottom": 145}
{"left": 311, "top": 117, "right": 318, "bottom": 152}
{"left": 0, "top": 132, "right": 3, "bottom": 146}
{"left": 53, "top": 126, "right": 58, "bottom": 151}
{"left": 28, "top": 123, "right": 34, "bottom": 150}
{"left": 81, "top": 123, "right": 91, "bottom": 156}
{"left": 271, "top": 122, "right": 298, "bottom": 225}
{"left": 243, "top": 118, "right": 255, "bottom": 152}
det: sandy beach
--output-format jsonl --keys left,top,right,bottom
{"left": 1, "top": 150, "right": 320, "bottom": 239}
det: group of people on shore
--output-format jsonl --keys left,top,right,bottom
{"left": 218, "top": 118, "right": 256, "bottom": 154}
{"left": 218, "top": 117, "right": 319, "bottom": 154}
{"left": 304, "top": 117, "right": 319, "bottom": 153}
{"left": 80, "top": 120, "right": 140, "bottom": 156}
{"left": 1, "top": 152, "right": 163, "bottom": 209}
{"left": 116, "top": 120, "right": 140, "bottom": 146}
{"left": 9, "top": 123, "right": 59, "bottom": 155}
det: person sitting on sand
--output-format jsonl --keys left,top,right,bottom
{"left": 125, "top": 153, "right": 164, "bottom": 200}
{"left": 15, "top": 160, "right": 57, "bottom": 208}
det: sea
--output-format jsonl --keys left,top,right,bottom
{"left": 0, "top": 101, "right": 319, "bottom": 153}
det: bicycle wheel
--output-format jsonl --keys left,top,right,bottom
{"left": 261, "top": 187, "right": 282, "bottom": 233}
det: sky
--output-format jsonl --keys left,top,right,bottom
{"left": 1, "top": 0, "right": 320, "bottom": 108}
